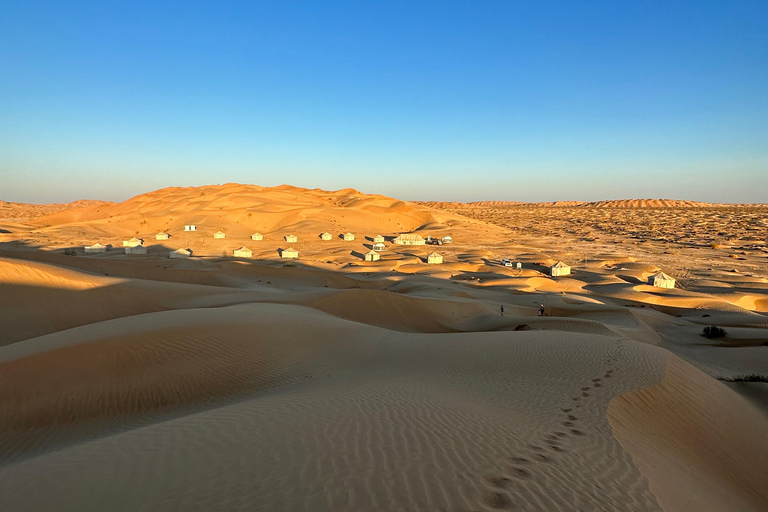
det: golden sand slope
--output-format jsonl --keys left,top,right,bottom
{"left": 608, "top": 355, "right": 768, "bottom": 512}
{"left": 32, "top": 183, "right": 482, "bottom": 237}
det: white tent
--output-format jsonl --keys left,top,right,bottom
{"left": 122, "top": 237, "right": 143, "bottom": 247}
{"left": 441, "top": 236, "right": 453, "bottom": 244}
{"left": 233, "top": 247, "right": 253, "bottom": 258}
{"left": 427, "top": 252, "right": 443, "bottom": 264}
{"left": 251, "top": 233, "right": 263, "bottom": 241}
{"left": 550, "top": 261, "right": 571, "bottom": 276}
{"left": 393, "top": 234, "right": 425, "bottom": 245}
{"left": 125, "top": 246, "right": 147, "bottom": 255}
{"left": 373, "top": 234, "right": 385, "bottom": 243}
{"left": 320, "top": 232, "right": 333, "bottom": 240}
{"left": 184, "top": 225, "right": 196, "bottom": 231}
{"left": 155, "top": 232, "right": 170, "bottom": 240}
{"left": 84, "top": 243, "right": 107, "bottom": 253}
{"left": 169, "top": 248, "right": 191, "bottom": 259}
{"left": 372, "top": 242, "right": 386, "bottom": 251}
{"left": 364, "top": 250, "right": 380, "bottom": 261}
{"left": 342, "top": 232, "right": 355, "bottom": 241}
{"left": 649, "top": 271, "right": 676, "bottom": 289}
{"left": 285, "top": 234, "right": 298, "bottom": 243}
{"left": 281, "top": 247, "right": 299, "bottom": 259}
{"left": 213, "top": 231, "right": 226, "bottom": 239}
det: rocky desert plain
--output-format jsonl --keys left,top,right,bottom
{"left": 0, "top": 183, "right": 766, "bottom": 512}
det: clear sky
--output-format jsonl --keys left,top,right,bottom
{"left": 1, "top": 1, "right": 766, "bottom": 203}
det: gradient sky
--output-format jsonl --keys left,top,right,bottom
{"left": 1, "top": 1, "right": 766, "bottom": 204}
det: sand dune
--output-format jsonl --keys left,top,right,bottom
{"left": 1, "top": 184, "right": 766, "bottom": 511}
{"left": 0, "top": 199, "right": 111, "bottom": 222}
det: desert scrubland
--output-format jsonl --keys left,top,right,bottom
{"left": 0, "top": 185, "right": 766, "bottom": 512}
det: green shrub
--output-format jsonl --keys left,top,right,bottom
{"left": 702, "top": 326, "right": 726, "bottom": 338}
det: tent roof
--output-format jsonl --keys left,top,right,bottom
{"left": 429, "top": 252, "right": 441, "bottom": 257}
{"left": 552, "top": 261, "right": 569, "bottom": 268}
{"left": 652, "top": 271, "right": 674, "bottom": 280}
{"left": 235, "top": 246, "right": 250, "bottom": 251}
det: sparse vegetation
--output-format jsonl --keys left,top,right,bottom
{"left": 62, "top": 248, "right": 77, "bottom": 256}
{"left": 702, "top": 326, "right": 727, "bottom": 339}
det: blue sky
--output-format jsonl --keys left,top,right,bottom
{"left": 1, "top": 1, "right": 766, "bottom": 203}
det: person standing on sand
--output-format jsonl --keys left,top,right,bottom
{"left": 539, "top": 303, "right": 545, "bottom": 316}
{"left": 500, "top": 305, "right": 504, "bottom": 316}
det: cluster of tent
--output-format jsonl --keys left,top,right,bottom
{"left": 83, "top": 229, "right": 457, "bottom": 267}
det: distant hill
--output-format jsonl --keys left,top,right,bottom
{"left": 0, "top": 200, "right": 113, "bottom": 222}
{"left": 30, "top": 183, "right": 488, "bottom": 238}
{"left": 419, "top": 199, "right": 746, "bottom": 209}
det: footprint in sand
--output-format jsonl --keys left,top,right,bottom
{"left": 580, "top": 387, "right": 590, "bottom": 391}
{"left": 554, "top": 431, "right": 567, "bottom": 437}
{"left": 531, "top": 453, "right": 554, "bottom": 463}
{"left": 567, "top": 414, "right": 578, "bottom": 421}
{"left": 485, "top": 476, "right": 512, "bottom": 489}
{"left": 507, "top": 467, "right": 533, "bottom": 480}
{"left": 527, "top": 444, "right": 544, "bottom": 452}
{"left": 581, "top": 392, "right": 590, "bottom": 397}
{"left": 482, "top": 491, "right": 511, "bottom": 509}
{"left": 592, "top": 378, "right": 602, "bottom": 383}
{"left": 561, "top": 408, "right": 572, "bottom": 413}
{"left": 569, "top": 429, "right": 586, "bottom": 436}
{"left": 509, "top": 456, "right": 530, "bottom": 464}
{"left": 562, "top": 421, "right": 575, "bottom": 427}
{"left": 594, "top": 383, "right": 602, "bottom": 387}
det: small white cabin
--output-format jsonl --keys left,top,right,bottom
{"left": 441, "top": 236, "right": 453, "bottom": 244}
{"left": 372, "top": 242, "right": 386, "bottom": 251}
{"left": 84, "top": 243, "right": 107, "bottom": 253}
{"left": 364, "top": 250, "right": 380, "bottom": 261}
{"left": 125, "top": 246, "right": 147, "bottom": 255}
{"left": 233, "top": 247, "right": 253, "bottom": 258}
{"left": 281, "top": 247, "right": 299, "bottom": 259}
{"left": 169, "top": 248, "right": 191, "bottom": 259}
{"left": 122, "top": 237, "right": 143, "bottom": 247}
{"left": 550, "top": 261, "right": 571, "bottom": 277}
{"left": 320, "top": 232, "right": 333, "bottom": 240}
{"left": 649, "top": 271, "right": 676, "bottom": 289}
{"left": 342, "top": 232, "right": 355, "bottom": 241}
{"left": 251, "top": 233, "right": 263, "bottom": 241}
{"left": 285, "top": 234, "right": 298, "bottom": 243}
{"left": 373, "top": 234, "right": 385, "bottom": 243}
{"left": 427, "top": 252, "right": 443, "bottom": 264}
{"left": 213, "top": 231, "right": 226, "bottom": 239}
{"left": 184, "top": 225, "right": 196, "bottom": 232}
{"left": 156, "top": 232, "right": 170, "bottom": 240}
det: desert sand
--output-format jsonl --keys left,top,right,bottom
{"left": 0, "top": 185, "right": 766, "bottom": 512}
